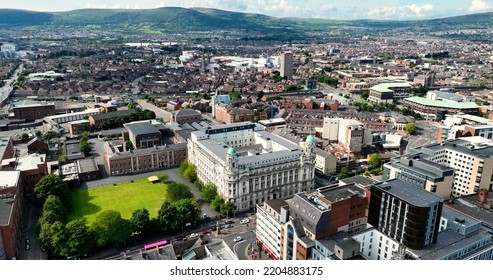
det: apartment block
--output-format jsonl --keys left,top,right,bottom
{"left": 368, "top": 179, "right": 444, "bottom": 250}
{"left": 255, "top": 199, "right": 288, "bottom": 260}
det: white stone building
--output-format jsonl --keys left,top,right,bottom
{"left": 187, "top": 122, "right": 316, "bottom": 212}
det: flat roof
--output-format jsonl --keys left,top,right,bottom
{"left": 370, "top": 82, "right": 411, "bottom": 93}
{"left": 0, "top": 198, "right": 14, "bottom": 226}
{"left": 77, "top": 158, "right": 99, "bottom": 173}
{"left": 405, "top": 96, "right": 479, "bottom": 109}
{"left": 447, "top": 193, "right": 493, "bottom": 226}
{"left": 68, "top": 119, "right": 90, "bottom": 125}
{"left": 15, "top": 153, "right": 45, "bottom": 171}
{"left": 125, "top": 122, "right": 160, "bottom": 136}
{"left": 373, "top": 179, "right": 443, "bottom": 207}
{"left": 0, "top": 171, "right": 20, "bottom": 189}
{"left": 91, "top": 109, "right": 135, "bottom": 121}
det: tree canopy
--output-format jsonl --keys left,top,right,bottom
{"left": 130, "top": 208, "right": 150, "bottom": 234}
{"left": 34, "top": 174, "right": 71, "bottom": 209}
{"left": 406, "top": 122, "right": 417, "bottom": 135}
{"left": 368, "top": 153, "right": 382, "bottom": 170}
{"left": 165, "top": 182, "right": 194, "bottom": 202}
{"left": 91, "top": 210, "right": 131, "bottom": 248}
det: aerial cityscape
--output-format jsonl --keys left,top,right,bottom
{"left": 2, "top": 1, "right": 493, "bottom": 264}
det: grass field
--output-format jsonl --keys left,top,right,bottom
{"left": 68, "top": 178, "right": 167, "bottom": 225}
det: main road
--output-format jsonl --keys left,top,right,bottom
{"left": 0, "top": 64, "right": 24, "bottom": 105}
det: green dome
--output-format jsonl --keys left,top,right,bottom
{"left": 306, "top": 134, "right": 315, "bottom": 143}
{"left": 227, "top": 147, "right": 237, "bottom": 157}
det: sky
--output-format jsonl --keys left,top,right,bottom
{"left": 0, "top": 0, "right": 492, "bottom": 20}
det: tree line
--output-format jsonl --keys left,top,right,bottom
{"left": 179, "top": 160, "right": 235, "bottom": 217}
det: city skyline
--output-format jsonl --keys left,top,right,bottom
{"left": 0, "top": 0, "right": 492, "bottom": 20}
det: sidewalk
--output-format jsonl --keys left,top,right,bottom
{"left": 246, "top": 243, "right": 271, "bottom": 260}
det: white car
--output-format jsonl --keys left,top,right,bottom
{"left": 189, "top": 233, "right": 199, "bottom": 238}
{"left": 240, "top": 218, "right": 250, "bottom": 224}
{"left": 233, "top": 236, "right": 242, "bottom": 242}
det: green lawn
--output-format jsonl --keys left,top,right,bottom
{"left": 68, "top": 178, "right": 167, "bottom": 225}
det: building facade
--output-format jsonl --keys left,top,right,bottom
{"left": 383, "top": 155, "right": 455, "bottom": 199}
{"left": 104, "top": 142, "right": 187, "bottom": 176}
{"left": 280, "top": 52, "right": 294, "bottom": 80}
{"left": 188, "top": 122, "right": 315, "bottom": 212}
{"left": 255, "top": 199, "right": 288, "bottom": 260}
{"left": 368, "top": 179, "right": 443, "bottom": 250}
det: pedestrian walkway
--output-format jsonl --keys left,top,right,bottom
{"left": 246, "top": 243, "right": 271, "bottom": 260}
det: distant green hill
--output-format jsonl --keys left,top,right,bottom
{"left": 0, "top": 7, "right": 492, "bottom": 35}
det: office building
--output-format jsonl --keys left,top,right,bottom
{"left": 383, "top": 154, "right": 455, "bottom": 199}
{"left": 403, "top": 96, "right": 479, "bottom": 121}
{"left": 368, "top": 83, "right": 412, "bottom": 104}
{"left": 413, "top": 137, "right": 493, "bottom": 197}
{"left": 188, "top": 122, "right": 315, "bottom": 212}
{"left": 255, "top": 199, "right": 288, "bottom": 260}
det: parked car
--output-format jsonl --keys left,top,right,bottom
{"left": 189, "top": 233, "right": 199, "bottom": 238}
{"left": 240, "top": 218, "right": 250, "bottom": 224}
{"left": 233, "top": 236, "right": 242, "bottom": 242}
{"left": 226, "top": 220, "right": 235, "bottom": 225}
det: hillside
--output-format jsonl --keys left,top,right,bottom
{"left": 0, "top": 7, "right": 492, "bottom": 35}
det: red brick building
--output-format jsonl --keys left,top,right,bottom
{"left": 0, "top": 171, "right": 22, "bottom": 260}
{"left": 215, "top": 103, "right": 254, "bottom": 124}
{"left": 11, "top": 103, "right": 55, "bottom": 121}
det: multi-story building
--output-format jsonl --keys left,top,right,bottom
{"left": 257, "top": 118, "right": 287, "bottom": 133}
{"left": 383, "top": 154, "right": 455, "bottom": 199}
{"left": 211, "top": 94, "right": 231, "bottom": 118}
{"left": 0, "top": 171, "right": 22, "bottom": 260}
{"left": 403, "top": 96, "right": 479, "bottom": 121}
{"left": 255, "top": 199, "right": 288, "bottom": 260}
{"left": 103, "top": 141, "right": 187, "bottom": 176}
{"left": 280, "top": 52, "right": 293, "bottom": 80}
{"left": 368, "top": 83, "right": 411, "bottom": 104}
{"left": 279, "top": 182, "right": 368, "bottom": 260}
{"left": 172, "top": 109, "right": 202, "bottom": 125}
{"left": 437, "top": 113, "right": 493, "bottom": 141}
{"left": 413, "top": 137, "right": 493, "bottom": 197}
{"left": 188, "top": 122, "right": 315, "bottom": 212}
{"left": 10, "top": 101, "right": 55, "bottom": 121}
{"left": 0, "top": 137, "right": 15, "bottom": 161}
{"left": 214, "top": 103, "right": 255, "bottom": 124}
{"left": 68, "top": 120, "right": 90, "bottom": 136}
{"left": 123, "top": 121, "right": 163, "bottom": 149}
{"left": 368, "top": 179, "right": 444, "bottom": 250}
{"left": 314, "top": 148, "right": 337, "bottom": 175}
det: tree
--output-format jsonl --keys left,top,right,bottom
{"left": 158, "top": 174, "right": 168, "bottom": 183}
{"left": 220, "top": 201, "right": 235, "bottom": 217}
{"left": 130, "top": 208, "right": 150, "bottom": 234}
{"left": 80, "top": 131, "right": 90, "bottom": 142}
{"left": 165, "top": 182, "right": 193, "bottom": 202}
{"left": 201, "top": 185, "right": 217, "bottom": 203}
{"left": 63, "top": 218, "right": 94, "bottom": 257}
{"left": 34, "top": 174, "right": 71, "bottom": 209}
{"left": 174, "top": 198, "right": 201, "bottom": 228}
{"left": 91, "top": 210, "right": 131, "bottom": 248}
{"left": 35, "top": 130, "right": 42, "bottom": 137}
{"left": 179, "top": 160, "right": 189, "bottom": 174}
{"left": 338, "top": 167, "right": 350, "bottom": 179}
{"left": 39, "top": 195, "right": 66, "bottom": 225}
{"left": 368, "top": 153, "right": 382, "bottom": 170}
{"left": 21, "top": 133, "right": 29, "bottom": 142}
{"left": 210, "top": 195, "right": 225, "bottom": 211}
{"left": 125, "top": 140, "right": 134, "bottom": 151}
{"left": 80, "top": 140, "right": 91, "bottom": 157}
{"left": 406, "top": 122, "right": 417, "bottom": 135}
{"left": 183, "top": 164, "right": 197, "bottom": 182}
{"left": 158, "top": 201, "right": 179, "bottom": 232}
{"left": 45, "top": 221, "right": 68, "bottom": 256}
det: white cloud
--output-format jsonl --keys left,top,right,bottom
{"left": 366, "top": 3, "right": 434, "bottom": 19}
{"left": 469, "top": 0, "right": 490, "bottom": 12}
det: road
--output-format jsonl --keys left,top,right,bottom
{"left": 404, "top": 120, "right": 439, "bottom": 154}
{"left": 136, "top": 99, "right": 173, "bottom": 123}
{"left": 0, "top": 64, "right": 23, "bottom": 105}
